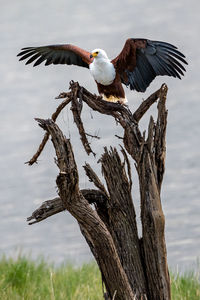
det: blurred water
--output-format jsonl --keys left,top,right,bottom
{"left": 0, "top": 0, "right": 200, "bottom": 271}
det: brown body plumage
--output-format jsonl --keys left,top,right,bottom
{"left": 96, "top": 73, "right": 125, "bottom": 102}
{"left": 17, "top": 38, "right": 187, "bottom": 104}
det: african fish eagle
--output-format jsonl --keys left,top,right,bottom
{"left": 17, "top": 38, "right": 187, "bottom": 104}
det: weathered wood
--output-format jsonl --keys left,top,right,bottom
{"left": 27, "top": 189, "right": 107, "bottom": 225}
{"left": 27, "top": 82, "right": 171, "bottom": 299}
{"left": 137, "top": 85, "right": 171, "bottom": 300}
{"left": 100, "top": 147, "right": 147, "bottom": 297}
{"left": 83, "top": 163, "right": 109, "bottom": 197}
{"left": 36, "top": 118, "right": 136, "bottom": 300}
{"left": 83, "top": 163, "right": 110, "bottom": 227}
{"left": 133, "top": 87, "right": 161, "bottom": 122}
{"left": 27, "top": 197, "right": 64, "bottom": 225}
{"left": 26, "top": 93, "right": 72, "bottom": 165}
{"left": 71, "top": 83, "right": 95, "bottom": 156}
{"left": 27, "top": 81, "right": 161, "bottom": 166}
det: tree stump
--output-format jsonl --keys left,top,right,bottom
{"left": 27, "top": 81, "right": 171, "bottom": 300}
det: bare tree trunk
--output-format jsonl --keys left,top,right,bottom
{"left": 27, "top": 82, "right": 171, "bottom": 299}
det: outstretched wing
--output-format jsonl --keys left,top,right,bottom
{"left": 112, "top": 38, "right": 188, "bottom": 92}
{"left": 17, "top": 44, "right": 93, "bottom": 68}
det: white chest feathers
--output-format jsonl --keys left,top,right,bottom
{"left": 89, "top": 59, "right": 116, "bottom": 86}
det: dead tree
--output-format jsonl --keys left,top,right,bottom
{"left": 27, "top": 81, "right": 170, "bottom": 300}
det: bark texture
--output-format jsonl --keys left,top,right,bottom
{"left": 27, "top": 81, "right": 170, "bottom": 300}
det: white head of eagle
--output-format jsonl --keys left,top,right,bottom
{"left": 89, "top": 48, "right": 116, "bottom": 86}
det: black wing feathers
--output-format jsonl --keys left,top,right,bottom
{"left": 17, "top": 45, "right": 90, "bottom": 68}
{"left": 125, "top": 39, "right": 187, "bottom": 92}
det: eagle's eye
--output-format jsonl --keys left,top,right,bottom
{"left": 95, "top": 51, "right": 99, "bottom": 55}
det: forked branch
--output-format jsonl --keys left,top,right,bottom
{"left": 26, "top": 93, "right": 72, "bottom": 165}
{"left": 35, "top": 118, "right": 136, "bottom": 300}
{"left": 27, "top": 81, "right": 162, "bottom": 165}
{"left": 27, "top": 82, "right": 170, "bottom": 300}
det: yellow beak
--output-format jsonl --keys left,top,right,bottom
{"left": 90, "top": 52, "right": 98, "bottom": 58}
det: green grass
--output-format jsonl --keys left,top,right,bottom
{"left": 0, "top": 256, "right": 102, "bottom": 300}
{"left": 0, "top": 255, "right": 199, "bottom": 300}
{"left": 171, "top": 269, "right": 200, "bottom": 300}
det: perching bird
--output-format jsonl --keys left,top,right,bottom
{"left": 17, "top": 38, "right": 187, "bottom": 104}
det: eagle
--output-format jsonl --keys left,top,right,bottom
{"left": 17, "top": 38, "right": 187, "bottom": 104}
